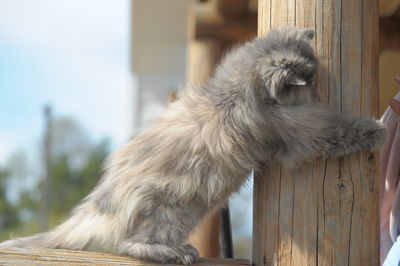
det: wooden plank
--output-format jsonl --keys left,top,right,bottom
{"left": 254, "top": 0, "right": 380, "bottom": 265}
{"left": 0, "top": 247, "right": 250, "bottom": 266}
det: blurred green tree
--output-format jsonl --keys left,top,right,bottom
{"left": 0, "top": 168, "right": 20, "bottom": 239}
{"left": 48, "top": 138, "right": 109, "bottom": 223}
{"left": 0, "top": 117, "right": 110, "bottom": 240}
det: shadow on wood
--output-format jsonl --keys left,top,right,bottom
{"left": 0, "top": 247, "right": 250, "bottom": 266}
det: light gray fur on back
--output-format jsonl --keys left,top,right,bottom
{"left": 0, "top": 27, "right": 386, "bottom": 264}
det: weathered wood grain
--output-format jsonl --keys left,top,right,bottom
{"left": 0, "top": 247, "right": 250, "bottom": 266}
{"left": 254, "top": 0, "right": 380, "bottom": 265}
{"left": 380, "top": 0, "right": 400, "bottom": 17}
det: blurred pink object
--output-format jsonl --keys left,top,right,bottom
{"left": 380, "top": 91, "right": 400, "bottom": 263}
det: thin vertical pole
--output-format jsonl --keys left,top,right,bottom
{"left": 40, "top": 105, "right": 52, "bottom": 232}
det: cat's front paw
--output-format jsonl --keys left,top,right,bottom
{"left": 365, "top": 120, "right": 387, "bottom": 149}
{"left": 179, "top": 244, "right": 199, "bottom": 265}
{"left": 354, "top": 120, "right": 387, "bottom": 150}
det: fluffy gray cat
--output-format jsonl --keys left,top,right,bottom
{"left": 0, "top": 27, "right": 386, "bottom": 264}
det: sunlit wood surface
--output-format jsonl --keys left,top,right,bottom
{"left": 254, "top": 0, "right": 380, "bottom": 265}
{"left": 0, "top": 247, "right": 250, "bottom": 266}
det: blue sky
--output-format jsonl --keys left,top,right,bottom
{"left": 0, "top": 0, "right": 132, "bottom": 164}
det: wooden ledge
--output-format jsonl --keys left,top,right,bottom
{"left": 0, "top": 247, "right": 250, "bottom": 265}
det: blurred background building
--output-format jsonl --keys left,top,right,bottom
{"left": 1, "top": 0, "right": 400, "bottom": 261}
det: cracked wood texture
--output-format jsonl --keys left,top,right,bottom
{"left": 253, "top": 0, "right": 380, "bottom": 266}
{"left": 0, "top": 247, "right": 250, "bottom": 266}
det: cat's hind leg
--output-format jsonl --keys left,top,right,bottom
{"left": 117, "top": 241, "right": 198, "bottom": 264}
{"left": 116, "top": 202, "right": 202, "bottom": 264}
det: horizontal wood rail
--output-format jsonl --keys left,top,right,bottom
{"left": 0, "top": 247, "right": 250, "bottom": 266}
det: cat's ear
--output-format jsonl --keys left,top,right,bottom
{"left": 298, "top": 28, "right": 315, "bottom": 41}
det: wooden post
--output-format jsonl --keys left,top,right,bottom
{"left": 253, "top": 0, "right": 380, "bottom": 265}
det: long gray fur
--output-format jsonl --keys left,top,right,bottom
{"left": 0, "top": 27, "right": 386, "bottom": 264}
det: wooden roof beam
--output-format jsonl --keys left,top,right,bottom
{"left": 195, "top": 13, "right": 257, "bottom": 43}
{"left": 216, "top": 0, "right": 250, "bottom": 19}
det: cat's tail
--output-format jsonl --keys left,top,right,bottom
{"left": 0, "top": 205, "right": 119, "bottom": 251}
{"left": 0, "top": 232, "right": 52, "bottom": 249}
{"left": 0, "top": 220, "right": 82, "bottom": 250}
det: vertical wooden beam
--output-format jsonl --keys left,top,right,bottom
{"left": 253, "top": 0, "right": 380, "bottom": 265}
{"left": 186, "top": 37, "right": 224, "bottom": 261}
{"left": 187, "top": 0, "right": 256, "bottom": 257}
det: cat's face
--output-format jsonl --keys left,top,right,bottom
{"left": 256, "top": 27, "right": 318, "bottom": 105}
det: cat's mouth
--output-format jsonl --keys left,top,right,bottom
{"left": 287, "top": 77, "right": 306, "bottom": 86}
